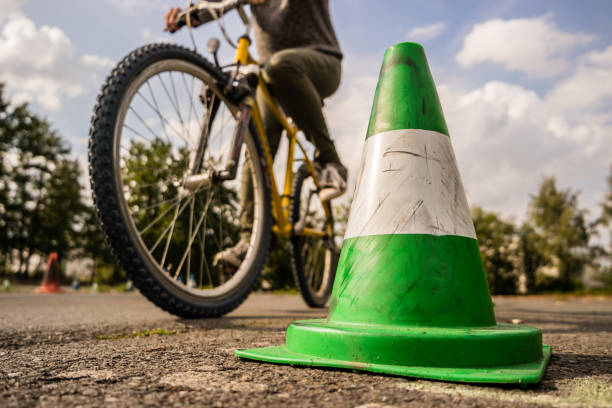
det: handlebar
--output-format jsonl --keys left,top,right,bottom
{"left": 174, "top": 0, "right": 248, "bottom": 30}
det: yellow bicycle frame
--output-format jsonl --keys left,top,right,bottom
{"left": 234, "top": 37, "right": 331, "bottom": 240}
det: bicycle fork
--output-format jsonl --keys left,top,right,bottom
{"left": 184, "top": 102, "right": 251, "bottom": 191}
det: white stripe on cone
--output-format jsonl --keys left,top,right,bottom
{"left": 344, "top": 129, "right": 476, "bottom": 240}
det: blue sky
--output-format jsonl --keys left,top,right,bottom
{"left": 2, "top": 0, "right": 611, "bottom": 226}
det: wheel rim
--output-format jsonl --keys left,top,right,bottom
{"left": 113, "top": 59, "right": 265, "bottom": 301}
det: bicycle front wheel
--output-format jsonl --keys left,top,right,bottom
{"left": 290, "top": 165, "right": 338, "bottom": 307}
{"left": 89, "top": 43, "right": 271, "bottom": 317}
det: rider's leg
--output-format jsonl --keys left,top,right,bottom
{"left": 262, "top": 48, "right": 347, "bottom": 200}
{"left": 262, "top": 48, "right": 342, "bottom": 167}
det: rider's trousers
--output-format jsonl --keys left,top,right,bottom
{"left": 239, "top": 47, "right": 342, "bottom": 239}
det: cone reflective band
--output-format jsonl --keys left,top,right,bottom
{"left": 236, "top": 42, "right": 551, "bottom": 384}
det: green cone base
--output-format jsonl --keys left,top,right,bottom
{"left": 235, "top": 319, "right": 551, "bottom": 384}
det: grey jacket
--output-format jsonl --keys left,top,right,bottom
{"left": 251, "top": 0, "right": 342, "bottom": 62}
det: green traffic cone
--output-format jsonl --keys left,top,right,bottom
{"left": 235, "top": 42, "right": 551, "bottom": 384}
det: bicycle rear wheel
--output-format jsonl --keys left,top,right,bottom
{"left": 290, "top": 165, "right": 338, "bottom": 307}
{"left": 89, "top": 43, "right": 271, "bottom": 317}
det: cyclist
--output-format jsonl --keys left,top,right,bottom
{"left": 165, "top": 0, "right": 347, "bottom": 268}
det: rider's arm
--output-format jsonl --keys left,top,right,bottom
{"left": 164, "top": 0, "right": 265, "bottom": 33}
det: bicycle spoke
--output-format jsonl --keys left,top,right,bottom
{"left": 147, "top": 196, "right": 192, "bottom": 254}
{"left": 160, "top": 188, "right": 190, "bottom": 268}
{"left": 138, "top": 197, "right": 181, "bottom": 235}
{"left": 208, "top": 106, "right": 232, "bottom": 149}
{"left": 137, "top": 88, "right": 171, "bottom": 144}
{"left": 195, "top": 194, "right": 215, "bottom": 286}
{"left": 126, "top": 106, "right": 165, "bottom": 143}
{"left": 143, "top": 80, "right": 194, "bottom": 148}
{"left": 182, "top": 72, "right": 201, "bottom": 131}
{"left": 157, "top": 73, "right": 193, "bottom": 147}
{"left": 198, "top": 216, "right": 208, "bottom": 287}
{"left": 123, "top": 122, "right": 154, "bottom": 144}
{"left": 173, "top": 190, "right": 216, "bottom": 280}
{"left": 169, "top": 71, "right": 191, "bottom": 141}
{"left": 137, "top": 195, "right": 181, "bottom": 213}
{"left": 186, "top": 196, "right": 194, "bottom": 284}
{"left": 124, "top": 177, "right": 180, "bottom": 192}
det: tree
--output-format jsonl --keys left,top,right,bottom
{"left": 472, "top": 207, "right": 520, "bottom": 294}
{"left": 0, "top": 84, "right": 11, "bottom": 273}
{"left": 74, "top": 203, "right": 122, "bottom": 284}
{"left": 592, "top": 165, "right": 612, "bottom": 289}
{"left": 0, "top": 84, "right": 86, "bottom": 277}
{"left": 601, "top": 165, "right": 612, "bottom": 225}
{"left": 526, "top": 177, "right": 591, "bottom": 291}
{"left": 518, "top": 223, "right": 547, "bottom": 293}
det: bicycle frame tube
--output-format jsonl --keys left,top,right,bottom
{"left": 232, "top": 44, "right": 331, "bottom": 239}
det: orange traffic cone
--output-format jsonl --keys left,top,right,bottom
{"left": 35, "top": 253, "right": 63, "bottom": 294}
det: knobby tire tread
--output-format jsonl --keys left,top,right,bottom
{"left": 88, "top": 43, "right": 271, "bottom": 318}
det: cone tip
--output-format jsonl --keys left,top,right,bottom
{"left": 366, "top": 41, "right": 449, "bottom": 138}
{"left": 381, "top": 42, "right": 426, "bottom": 66}
{"left": 386, "top": 41, "right": 424, "bottom": 52}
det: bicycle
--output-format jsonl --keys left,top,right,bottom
{"left": 88, "top": 0, "right": 339, "bottom": 318}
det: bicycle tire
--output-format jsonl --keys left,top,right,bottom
{"left": 89, "top": 43, "right": 272, "bottom": 318}
{"left": 290, "top": 165, "right": 337, "bottom": 307}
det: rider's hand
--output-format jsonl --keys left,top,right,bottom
{"left": 165, "top": 7, "right": 182, "bottom": 32}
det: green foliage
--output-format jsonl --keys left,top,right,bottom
{"left": 93, "top": 263, "right": 125, "bottom": 286}
{"left": 526, "top": 177, "right": 591, "bottom": 291}
{"left": 600, "top": 165, "right": 612, "bottom": 226}
{"left": 518, "top": 223, "right": 547, "bottom": 293}
{"left": 472, "top": 207, "right": 520, "bottom": 294}
{"left": 260, "top": 236, "right": 295, "bottom": 290}
{"left": 74, "top": 205, "right": 119, "bottom": 283}
{"left": 0, "top": 85, "right": 86, "bottom": 276}
{"left": 592, "top": 166, "right": 612, "bottom": 289}
{"left": 0, "top": 83, "right": 121, "bottom": 284}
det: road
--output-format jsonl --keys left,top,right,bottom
{"left": 1, "top": 290, "right": 611, "bottom": 407}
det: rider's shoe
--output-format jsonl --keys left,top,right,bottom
{"left": 213, "top": 240, "right": 250, "bottom": 270}
{"left": 318, "top": 162, "right": 348, "bottom": 202}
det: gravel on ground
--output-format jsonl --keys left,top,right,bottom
{"left": 1, "top": 291, "right": 610, "bottom": 407}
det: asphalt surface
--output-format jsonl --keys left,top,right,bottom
{"left": 1, "top": 290, "right": 611, "bottom": 407}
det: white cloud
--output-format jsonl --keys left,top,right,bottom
{"left": 546, "top": 45, "right": 612, "bottom": 114}
{"left": 456, "top": 14, "right": 595, "bottom": 77}
{"left": 0, "top": 14, "right": 113, "bottom": 111}
{"left": 0, "top": 0, "right": 25, "bottom": 21}
{"left": 439, "top": 44, "right": 612, "bottom": 218}
{"left": 406, "top": 22, "right": 447, "bottom": 42}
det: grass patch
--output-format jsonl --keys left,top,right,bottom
{"left": 96, "top": 328, "right": 177, "bottom": 340}
{"left": 270, "top": 288, "right": 300, "bottom": 295}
